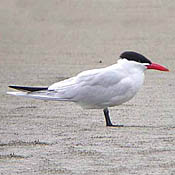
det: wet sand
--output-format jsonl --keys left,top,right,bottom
{"left": 1, "top": 0, "right": 175, "bottom": 174}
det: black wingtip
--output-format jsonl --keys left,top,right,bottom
{"left": 8, "top": 85, "right": 48, "bottom": 92}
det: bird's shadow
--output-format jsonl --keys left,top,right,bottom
{"left": 106, "top": 125, "right": 175, "bottom": 129}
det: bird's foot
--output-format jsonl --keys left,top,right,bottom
{"left": 106, "top": 124, "right": 124, "bottom": 127}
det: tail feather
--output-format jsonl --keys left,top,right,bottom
{"left": 7, "top": 91, "right": 62, "bottom": 101}
{"left": 9, "top": 85, "right": 48, "bottom": 92}
{"left": 7, "top": 85, "right": 69, "bottom": 101}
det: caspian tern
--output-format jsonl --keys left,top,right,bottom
{"left": 7, "top": 51, "right": 169, "bottom": 127}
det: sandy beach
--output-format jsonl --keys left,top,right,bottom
{"left": 1, "top": 0, "right": 175, "bottom": 174}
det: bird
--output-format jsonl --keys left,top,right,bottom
{"left": 7, "top": 51, "right": 169, "bottom": 127}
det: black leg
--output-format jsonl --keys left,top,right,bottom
{"left": 103, "top": 108, "right": 113, "bottom": 126}
{"left": 103, "top": 108, "right": 124, "bottom": 127}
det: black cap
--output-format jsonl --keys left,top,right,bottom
{"left": 120, "top": 51, "right": 152, "bottom": 64}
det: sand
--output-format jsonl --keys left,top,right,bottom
{"left": 1, "top": 0, "right": 175, "bottom": 174}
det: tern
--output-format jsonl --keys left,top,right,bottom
{"left": 7, "top": 51, "right": 169, "bottom": 127}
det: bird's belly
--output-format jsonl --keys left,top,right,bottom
{"left": 108, "top": 90, "right": 137, "bottom": 107}
{"left": 76, "top": 87, "right": 137, "bottom": 109}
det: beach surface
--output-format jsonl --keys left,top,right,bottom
{"left": 1, "top": 0, "right": 175, "bottom": 174}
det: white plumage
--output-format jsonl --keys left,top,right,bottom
{"left": 7, "top": 59, "right": 145, "bottom": 109}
